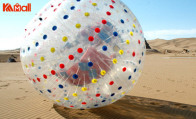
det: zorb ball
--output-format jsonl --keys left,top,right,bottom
{"left": 20, "top": 0, "right": 146, "bottom": 109}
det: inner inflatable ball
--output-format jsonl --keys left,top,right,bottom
{"left": 20, "top": 0, "right": 146, "bottom": 109}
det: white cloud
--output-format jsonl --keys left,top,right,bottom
{"left": 0, "top": 35, "right": 23, "bottom": 50}
{"left": 144, "top": 29, "right": 196, "bottom": 40}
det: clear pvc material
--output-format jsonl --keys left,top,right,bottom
{"left": 20, "top": 0, "right": 146, "bottom": 109}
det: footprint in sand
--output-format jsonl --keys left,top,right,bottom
{"left": 156, "top": 90, "right": 161, "bottom": 92}
{"left": 15, "top": 96, "right": 26, "bottom": 100}
{"left": 0, "top": 83, "right": 10, "bottom": 88}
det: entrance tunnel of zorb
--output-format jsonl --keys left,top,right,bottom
{"left": 20, "top": 0, "right": 146, "bottom": 109}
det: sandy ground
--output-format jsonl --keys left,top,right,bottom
{"left": 0, "top": 53, "right": 196, "bottom": 119}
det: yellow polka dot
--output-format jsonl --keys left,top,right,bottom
{"left": 42, "top": 86, "right": 45, "bottom": 89}
{"left": 25, "top": 64, "right": 28, "bottom": 68}
{"left": 122, "top": 92, "right": 125, "bottom": 95}
{"left": 100, "top": 70, "right": 106, "bottom": 76}
{"left": 133, "top": 24, "right": 136, "bottom": 28}
{"left": 32, "top": 62, "right": 34, "bottom": 67}
{"left": 62, "top": 36, "right": 68, "bottom": 42}
{"left": 44, "top": 80, "right": 47, "bottom": 83}
{"left": 84, "top": 12, "right": 90, "bottom": 17}
{"left": 50, "top": 47, "right": 55, "bottom": 53}
{"left": 73, "top": 93, "right": 77, "bottom": 97}
{"left": 112, "top": 99, "right": 115, "bottom": 102}
{"left": 126, "top": 40, "right": 130, "bottom": 44}
{"left": 92, "top": 3, "right": 97, "bottom": 6}
{"left": 56, "top": 100, "right": 61, "bottom": 102}
{"left": 113, "top": 59, "right": 117, "bottom": 64}
{"left": 132, "top": 80, "right": 136, "bottom": 84}
{"left": 130, "top": 32, "right": 133, "bottom": 36}
{"left": 78, "top": 99, "right": 82, "bottom": 102}
{"left": 75, "top": 24, "right": 81, "bottom": 29}
{"left": 119, "top": 50, "right": 124, "bottom": 55}
{"left": 82, "top": 87, "right": 87, "bottom": 91}
{"left": 40, "top": 57, "right": 45, "bottom": 62}
{"left": 92, "top": 79, "right": 97, "bottom": 83}
{"left": 64, "top": 97, "right": 69, "bottom": 100}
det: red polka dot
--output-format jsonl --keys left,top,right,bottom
{"left": 111, "top": 0, "right": 115, "bottom": 3}
{"left": 51, "top": 70, "right": 56, "bottom": 75}
{"left": 95, "top": 28, "right": 101, "bottom": 33}
{"left": 70, "top": 105, "right": 74, "bottom": 107}
{"left": 109, "top": 81, "right": 114, "bottom": 85}
{"left": 96, "top": 93, "right": 101, "bottom": 97}
{"left": 33, "top": 79, "right": 36, "bottom": 83}
{"left": 82, "top": 102, "right": 86, "bottom": 105}
{"left": 109, "top": 5, "right": 114, "bottom": 9}
{"left": 88, "top": 36, "right": 94, "bottom": 41}
{"left": 54, "top": 8, "right": 57, "bottom": 12}
{"left": 77, "top": 48, "right": 83, "bottom": 53}
{"left": 106, "top": 11, "right": 111, "bottom": 16}
{"left": 43, "top": 74, "right": 47, "bottom": 79}
{"left": 69, "top": 55, "right": 74, "bottom": 60}
{"left": 102, "top": 20, "right": 107, "bottom": 24}
{"left": 138, "top": 40, "right": 141, "bottom": 44}
{"left": 59, "top": 64, "right": 65, "bottom": 69}
{"left": 122, "top": 67, "right": 127, "bottom": 72}
{"left": 51, "top": 5, "right": 54, "bottom": 7}
{"left": 132, "top": 52, "right": 136, "bottom": 57}
{"left": 37, "top": 78, "right": 40, "bottom": 82}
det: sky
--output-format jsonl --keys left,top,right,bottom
{"left": 0, "top": 0, "right": 196, "bottom": 50}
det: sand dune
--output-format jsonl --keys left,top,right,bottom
{"left": 148, "top": 38, "right": 196, "bottom": 53}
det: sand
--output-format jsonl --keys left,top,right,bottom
{"left": 0, "top": 38, "right": 196, "bottom": 118}
{"left": 0, "top": 54, "right": 196, "bottom": 119}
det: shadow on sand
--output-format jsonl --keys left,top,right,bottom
{"left": 53, "top": 95, "right": 196, "bottom": 119}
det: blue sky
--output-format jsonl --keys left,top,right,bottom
{"left": 0, "top": 0, "right": 196, "bottom": 50}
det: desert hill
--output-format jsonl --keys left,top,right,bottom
{"left": 147, "top": 38, "right": 196, "bottom": 53}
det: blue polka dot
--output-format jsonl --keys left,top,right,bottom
{"left": 28, "top": 47, "right": 30, "bottom": 51}
{"left": 120, "top": 19, "right": 124, "bottom": 24}
{"left": 94, "top": 104, "right": 98, "bottom": 106}
{"left": 111, "top": 93, "right": 115, "bottom": 96}
{"left": 102, "top": 100, "right": 106, "bottom": 102}
{"left": 134, "top": 68, "right": 137, "bottom": 72}
{"left": 38, "top": 66, "right": 41, "bottom": 69}
{"left": 124, "top": 9, "right": 128, "bottom": 13}
{"left": 40, "top": 90, "right": 43, "bottom": 93}
{"left": 73, "top": 74, "right": 78, "bottom": 79}
{"left": 118, "top": 86, "right": 122, "bottom": 90}
{"left": 59, "top": 84, "right": 63, "bottom": 89}
{"left": 142, "top": 52, "right": 144, "bottom": 56}
{"left": 76, "top": 0, "right": 80, "bottom": 1}
{"left": 113, "top": 32, "right": 118, "bottom": 37}
{"left": 52, "top": 26, "right": 57, "bottom": 31}
{"left": 139, "top": 60, "right": 141, "bottom": 64}
{"left": 23, "top": 49, "right": 25, "bottom": 53}
{"left": 88, "top": 62, "right": 93, "bottom": 67}
{"left": 35, "top": 42, "right": 39, "bottom": 47}
{"left": 102, "top": 46, "right": 108, "bottom": 51}
{"left": 70, "top": 6, "right": 75, "bottom": 10}
{"left": 43, "top": 35, "right": 47, "bottom": 40}
{"left": 63, "top": 15, "right": 69, "bottom": 19}
{"left": 128, "top": 75, "right": 132, "bottom": 80}
{"left": 47, "top": 89, "right": 51, "bottom": 93}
